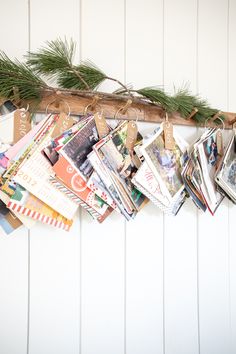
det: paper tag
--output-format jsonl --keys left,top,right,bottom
{"left": 126, "top": 121, "right": 138, "bottom": 151}
{"left": 51, "top": 112, "right": 75, "bottom": 138}
{"left": 94, "top": 112, "right": 109, "bottom": 138}
{"left": 13, "top": 109, "right": 31, "bottom": 143}
{"left": 163, "top": 121, "right": 175, "bottom": 150}
{"left": 216, "top": 130, "right": 223, "bottom": 156}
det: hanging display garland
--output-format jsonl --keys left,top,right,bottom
{"left": 0, "top": 38, "right": 235, "bottom": 236}
{"left": 0, "top": 38, "right": 236, "bottom": 126}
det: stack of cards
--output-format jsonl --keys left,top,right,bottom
{"left": 215, "top": 128, "right": 236, "bottom": 203}
{"left": 132, "top": 124, "right": 188, "bottom": 215}
{"left": 182, "top": 127, "right": 224, "bottom": 214}
{"left": 0, "top": 99, "right": 235, "bottom": 236}
{"left": 88, "top": 120, "right": 148, "bottom": 220}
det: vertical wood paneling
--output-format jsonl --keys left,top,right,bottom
{"left": 0, "top": 2, "right": 29, "bottom": 354}
{"left": 80, "top": 2, "right": 125, "bottom": 353}
{"left": 125, "top": 1, "right": 164, "bottom": 354}
{"left": 28, "top": 1, "right": 81, "bottom": 353}
{"left": 28, "top": 220, "right": 80, "bottom": 354}
{"left": 163, "top": 2, "right": 199, "bottom": 354}
{"left": 228, "top": 0, "right": 236, "bottom": 352}
{"left": 198, "top": 1, "right": 231, "bottom": 353}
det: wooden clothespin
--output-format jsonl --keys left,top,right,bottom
{"left": 187, "top": 107, "right": 198, "bottom": 120}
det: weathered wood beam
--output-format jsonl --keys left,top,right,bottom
{"left": 3, "top": 93, "right": 236, "bottom": 129}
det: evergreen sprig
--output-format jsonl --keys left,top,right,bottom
{"left": 0, "top": 38, "right": 225, "bottom": 124}
{"left": 137, "top": 87, "right": 178, "bottom": 113}
{"left": 27, "top": 38, "right": 106, "bottom": 90}
{"left": 58, "top": 61, "right": 106, "bottom": 90}
{"left": 27, "top": 38, "right": 75, "bottom": 76}
{"left": 137, "top": 87, "right": 224, "bottom": 123}
{"left": 0, "top": 51, "right": 46, "bottom": 101}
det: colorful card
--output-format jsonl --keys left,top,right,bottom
{"left": 8, "top": 185, "right": 73, "bottom": 231}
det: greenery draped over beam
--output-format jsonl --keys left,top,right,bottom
{"left": 0, "top": 38, "right": 225, "bottom": 123}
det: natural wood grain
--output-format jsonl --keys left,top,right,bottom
{"left": 20, "top": 93, "right": 236, "bottom": 129}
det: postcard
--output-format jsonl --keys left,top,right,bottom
{"left": 13, "top": 115, "right": 79, "bottom": 219}
{"left": 0, "top": 198, "right": 22, "bottom": 236}
{"left": 196, "top": 128, "right": 224, "bottom": 214}
{"left": 8, "top": 185, "right": 73, "bottom": 231}
{"left": 98, "top": 122, "right": 147, "bottom": 210}
{"left": 61, "top": 116, "right": 99, "bottom": 179}
{"left": 87, "top": 171, "right": 118, "bottom": 211}
{"left": 132, "top": 161, "right": 169, "bottom": 207}
{"left": 141, "top": 123, "right": 188, "bottom": 202}
{"left": 52, "top": 155, "right": 112, "bottom": 219}
{"left": 0, "top": 190, "right": 35, "bottom": 228}
{"left": 90, "top": 122, "right": 146, "bottom": 219}
{"left": 215, "top": 131, "right": 236, "bottom": 203}
{"left": 43, "top": 115, "right": 90, "bottom": 166}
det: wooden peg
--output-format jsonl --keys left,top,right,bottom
{"left": 121, "top": 99, "right": 132, "bottom": 115}
{"left": 187, "top": 107, "right": 198, "bottom": 120}
{"left": 53, "top": 91, "right": 62, "bottom": 109}
{"left": 59, "top": 101, "right": 65, "bottom": 113}
{"left": 230, "top": 116, "right": 236, "bottom": 126}
{"left": 90, "top": 95, "right": 100, "bottom": 111}
{"left": 212, "top": 110, "right": 222, "bottom": 121}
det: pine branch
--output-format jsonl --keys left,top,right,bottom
{"left": 27, "top": 38, "right": 106, "bottom": 90}
{"left": 136, "top": 87, "right": 178, "bottom": 113}
{"left": 27, "top": 38, "right": 75, "bottom": 75}
{"left": 58, "top": 61, "right": 107, "bottom": 90}
{"left": 172, "top": 89, "right": 219, "bottom": 122}
{"left": 0, "top": 38, "right": 226, "bottom": 125}
{"left": 27, "top": 38, "right": 132, "bottom": 93}
{"left": 0, "top": 51, "right": 47, "bottom": 101}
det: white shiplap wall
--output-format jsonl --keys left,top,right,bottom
{"left": 0, "top": 1, "right": 235, "bottom": 354}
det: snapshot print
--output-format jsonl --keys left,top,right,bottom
{"left": 0, "top": 199, "right": 22, "bottom": 235}
{"left": 142, "top": 131, "right": 183, "bottom": 198}
{"left": 222, "top": 136, "right": 236, "bottom": 192}
{"left": 100, "top": 122, "right": 146, "bottom": 210}
{"left": 62, "top": 118, "right": 99, "bottom": 179}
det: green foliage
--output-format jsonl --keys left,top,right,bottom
{"left": 137, "top": 87, "right": 223, "bottom": 123}
{"left": 173, "top": 89, "right": 197, "bottom": 117}
{"left": 0, "top": 37, "right": 225, "bottom": 124}
{"left": 137, "top": 87, "right": 178, "bottom": 113}
{"left": 27, "top": 38, "right": 106, "bottom": 90}
{"left": 27, "top": 38, "right": 75, "bottom": 76}
{"left": 0, "top": 51, "right": 45, "bottom": 101}
{"left": 58, "top": 61, "right": 106, "bottom": 90}
{"left": 173, "top": 89, "right": 220, "bottom": 123}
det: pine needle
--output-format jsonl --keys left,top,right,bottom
{"left": 27, "top": 38, "right": 75, "bottom": 76}
{"left": 0, "top": 38, "right": 224, "bottom": 125}
{"left": 137, "top": 87, "right": 178, "bottom": 113}
{"left": 58, "top": 60, "right": 106, "bottom": 90}
{"left": 0, "top": 51, "right": 46, "bottom": 101}
{"left": 27, "top": 38, "right": 106, "bottom": 90}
